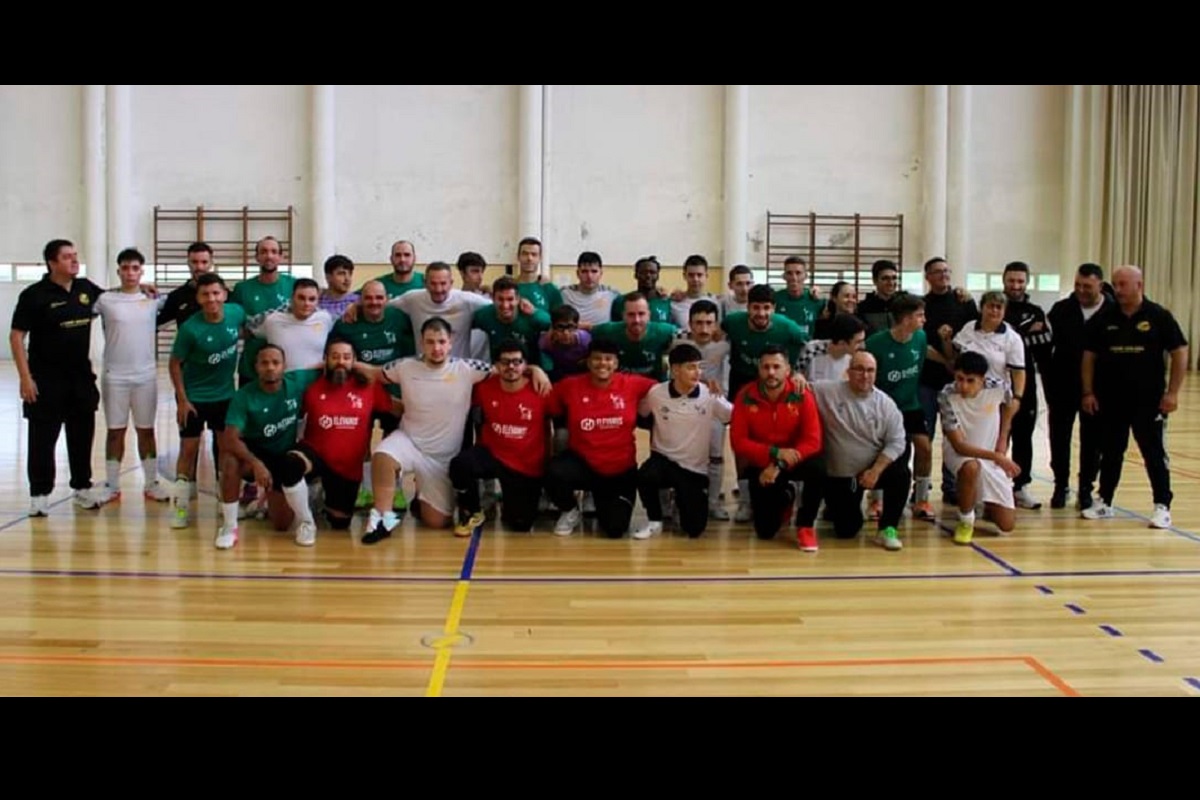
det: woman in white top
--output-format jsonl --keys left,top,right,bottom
{"left": 952, "top": 291, "right": 1026, "bottom": 401}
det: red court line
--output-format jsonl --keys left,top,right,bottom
{"left": 0, "top": 653, "right": 1078, "bottom": 695}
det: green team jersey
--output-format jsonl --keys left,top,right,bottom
{"left": 171, "top": 304, "right": 247, "bottom": 403}
{"left": 377, "top": 272, "right": 425, "bottom": 299}
{"left": 722, "top": 312, "right": 808, "bottom": 389}
{"left": 774, "top": 289, "right": 825, "bottom": 342}
{"left": 517, "top": 281, "right": 563, "bottom": 314}
{"left": 225, "top": 372, "right": 313, "bottom": 455}
{"left": 473, "top": 306, "right": 551, "bottom": 364}
{"left": 611, "top": 293, "right": 673, "bottom": 324}
{"left": 866, "top": 328, "right": 927, "bottom": 412}
{"left": 229, "top": 274, "right": 296, "bottom": 380}
{"left": 592, "top": 321, "right": 678, "bottom": 380}
{"left": 334, "top": 308, "right": 410, "bottom": 397}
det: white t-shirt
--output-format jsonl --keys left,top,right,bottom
{"left": 259, "top": 310, "right": 334, "bottom": 373}
{"left": 382, "top": 357, "right": 492, "bottom": 462}
{"left": 1081, "top": 303, "right": 1103, "bottom": 323}
{"left": 939, "top": 377, "right": 1011, "bottom": 460}
{"left": 392, "top": 289, "right": 492, "bottom": 359}
{"left": 721, "top": 295, "right": 748, "bottom": 317}
{"left": 95, "top": 291, "right": 160, "bottom": 383}
{"left": 639, "top": 383, "right": 732, "bottom": 475}
{"left": 670, "top": 294, "right": 721, "bottom": 332}
{"left": 798, "top": 340, "right": 852, "bottom": 382}
{"left": 953, "top": 323, "right": 1026, "bottom": 388}
{"left": 560, "top": 286, "right": 618, "bottom": 328}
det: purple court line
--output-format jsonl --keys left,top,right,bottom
{"left": 0, "top": 467, "right": 143, "bottom": 535}
{"left": 1065, "top": 604, "right": 1087, "bottom": 616}
{"left": 4, "top": 566, "right": 1200, "bottom": 586}
{"left": 1139, "top": 649, "right": 1165, "bottom": 664}
{"left": 919, "top": 517, "right": 1023, "bottom": 576}
{"left": 1100, "top": 626, "right": 1124, "bottom": 638}
{"left": 1185, "top": 678, "right": 1200, "bottom": 692}
{"left": 1030, "top": 474, "right": 1200, "bottom": 545}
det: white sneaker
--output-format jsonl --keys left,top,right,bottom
{"left": 632, "top": 521, "right": 664, "bottom": 541}
{"left": 1082, "top": 501, "right": 1115, "bottom": 521}
{"left": 143, "top": 482, "right": 172, "bottom": 503}
{"left": 1149, "top": 505, "right": 1173, "bottom": 530}
{"left": 554, "top": 508, "right": 582, "bottom": 537}
{"left": 709, "top": 504, "right": 731, "bottom": 522}
{"left": 294, "top": 520, "right": 317, "bottom": 547}
{"left": 734, "top": 502, "right": 753, "bottom": 524}
{"left": 29, "top": 496, "right": 50, "bottom": 518}
{"left": 215, "top": 525, "right": 239, "bottom": 550}
{"left": 74, "top": 488, "right": 104, "bottom": 510}
{"left": 1014, "top": 487, "right": 1043, "bottom": 510}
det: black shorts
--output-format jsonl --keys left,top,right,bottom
{"left": 292, "top": 443, "right": 360, "bottom": 515}
{"left": 245, "top": 441, "right": 294, "bottom": 490}
{"left": 903, "top": 409, "right": 928, "bottom": 439}
{"left": 180, "top": 400, "right": 231, "bottom": 439}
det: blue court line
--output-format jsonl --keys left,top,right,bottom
{"left": 1185, "top": 678, "right": 1200, "bottom": 692}
{"left": 1031, "top": 474, "right": 1200, "bottom": 545}
{"left": 1139, "top": 649, "right": 1165, "bottom": 664}
{"left": 0, "top": 467, "right": 142, "bottom": 535}
{"left": 1036, "top": 586, "right": 1055, "bottom": 595}
{"left": 1065, "top": 604, "right": 1087, "bottom": 616}
{"left": 1099, "top": 626, "right": 1124, "bottom": 638}
{"left": 972, "top": 544, "right": 1024, "bottom": 576}
{"left": 460, "top": 526, "right": 483, "bottom": 581}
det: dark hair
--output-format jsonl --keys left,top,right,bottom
{"left": 622, "top": 291, "right": 648, "bottom": 307}
{"left": 670, "top": 343, "right": 703, "bottom": 366}
{"left": 422, "top": 317, "right": 453, "bottom": 337}
{"left": 683, "top": 255, "right": 709, "bottom": 270}
{"left": 325, "top": 336, "right": 355, "bottom": 355}
{"left": 689, "top": 299, "right": 720, "bottom": 320}
{"left": 873, "top": 260, "right": 899, "bottom": 280}
{"left": 425, "top": 261, "right": 453, "bottom": 276}
{"left": 588, "top": 339, "right": 622, "bottom": 358}
{"left": 889, "top": 293, "right": 925, "bottom": 322}
{"left": 518, "top": 237, "right": 542, "bottom": 252}
{"left": 116, "top": 248, "right": 145, "bottom": 266}
{"left": 324, "top": 255, "right": 354, "bottom": 275}
{"left": 294, "top": 278, "right": 320, "bottom": 294}
{"left": 492, "top": 276, "right": 519, "bottom": 296}
{"left": 43, "top": 239, "right": 73, "bottom": 265}
{"left": 1004, "top": 261, "right": 1030, "bottom": 277}
{"left": 196, "top": 273, "right": 227, "bottom": 290}
{"left": 578, "top": 251, "right": 603, "bottom": 268}
{"left": 551, "top": 305, "right": 580, "bottom": 326}
{"left": 783, "top": 256, "right": 807, "bottom": 268}
{"left": 828, "top": 313, "right": 867, "bottom": 344}
{"left": 457, "top": 251, "right": 487, "bottom": 272}
{"left": 635, "top": 256, "right": 661, "bottom": 272}
{"left": 256, "top": 236, "right": 282, "bottom": 255}
{"left": 1078, "top": 263, "right": 1105, "bottom": 281}
{"left": 496, "top": 338, "right": 527, "bottom": 360}
{"left": 257, "top": 343, "right": 286, "bottom": 362}
{"left": 825, "top": 280, "right": 852, "bottom": 317}
{"left": 748, "top": 285, "right": 776, "bottom": 305}
{"left": 955, "top": 351, "right": 989, "bottom": 378}
{"left": 187, "top": 242, "right": 214, "bottom": 257}
{"left": 924, "top": 257, "right": 948, "bottom": 273}
{"left": 759, "top": 344, "right": 789, "bottom": 361}
{"left": 729, "top": 265, "right": 754, "bottom": 281}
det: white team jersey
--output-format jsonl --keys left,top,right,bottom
{"left": 259, "top": 310, "right": 334, "bottom": 373}
{"left": 670, "top": 294, "right": 721, "bottom": 332}
{"left": 939, "top": 377, "right": 1011, "bottom": 459}
{"left": 392, "top": 289, "right": 492, "bottom": 359}
{"left": 721, "top": 294, "right": 748, "bottom": 317}
{"left": 94, "top": 291, "right": 160, "bottom": 383}
{"left": 383, "top": 357, "right": 492, "bottom": 462}
{"left": 798, "top": 340, "right": 851, "bottom": 382}
{"left": 639, "top": 383, "right": 732, "bottom": 475}
{"left": 953, "top": 323, "right": 1026, "bottom": 388}
{"left": 560, "top": 286, "right": 618, "bottom": 328}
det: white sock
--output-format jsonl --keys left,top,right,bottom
{"left": 708, "top": 463, "right": 723, "bottom": 505}
{"left": 173, "top": 479, "right": 193, "bottom": 505}
{"left": 360, "top": 464, "right": 373, "bottom": 496}
{"left": 222, "top": 502, "right": 239, "bottom": 529}
{"left": 105, "top": 460, "right": 120, "bottom": 490}
{"left": 283, "top": 481, "right": 314, "bottom": 524}
{"left": 959, "top": 510, "right": 976, "bottom": 526}
{"left": 738, "top": 479, "right": 750, "bottom": 503}
{"left": 915, "top": 478, "right": 933, "bottom": 504}
{"left": 142, "top": 458, "right": 157, "bottom": 485}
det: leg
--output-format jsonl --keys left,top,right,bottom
{"left": 27, "top": 416, "right": 64, "bottom": 499}
{"left": 952, "top": 459, "right": 981, "bottom": 545}
{"left": 594, "top": 470, "right": 637, "bottom": 539}
{"left": 1131, "top": 409, "right": 1173, "bottom": 509}
{"left": 1078, "top": 408, "right": 1102, "bottom": 503}
{"left": 823, "top": 477, "right": 864, "bottom": 540}
{"left": 636, "top": 453, "right": 672, "bottom": 523}
{"left": 497, "top": 467, "right": 542, "bottom": 533}
{"left": 1010, "top": 390, "right": 1038, "bottom": 495}
{"left": 64, "top": 405, "right": 97, "bottom": 492}
{"left": 673, "top": 466, "right": 711, "bottom": 539}
{"left": 746, "top": 467, "right": 790, "bottom": 541}
{"left": 449, "top": 446, "right": 497, "bottom": 521}
{"left": 877, "top": 458, "right": 912, "bottom": 531}
{"left": 1097, "top": 407, "right": 1132, "bottom": 506}
{"left": 1048, "top": 399, "right": 1078, "bottom": 493}
{"left": 545, "top": 451, "right": 592, "bottom": 515}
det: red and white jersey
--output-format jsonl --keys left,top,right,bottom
{"left": 474, "top": 377, "right": 549, "bottom": 478}
{"left": 301, "top": 375, "right": 394, "bottom": 480}
{"left": 547, "top": 373, "right": 657, "bottom": 476}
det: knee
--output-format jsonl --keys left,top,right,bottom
{"left": 960, "top": 460, "right": 981, "bottom": 481}
{"left": 325, "top": 512, "right": 352, "bottom": 531}
{"left": 279, "top": 454, "right": 307, "bottom": 488}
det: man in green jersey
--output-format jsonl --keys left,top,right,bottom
{"left": 473, "top": 276, "right": 551, "bottom": 365}
{"left": 774, "top": 256, "right": 824, "bottom": 342}
{"left": 376, "top": 240, "right": 426, "bottom": 299}
{"left": 229, "top": 236, "right": 296, "bottom": 386}
{"left": 612, "top": 256, "right": 673, "bottom": 323}
{"left": 514, "top": 237, "right": 563, "bottom": 314}
{"left": 592, "top": 293, "right": 678, "bottom": 381}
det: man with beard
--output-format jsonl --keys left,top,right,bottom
{"left": 157, "top": 242, "right": 215, "bottom": 328}
{"left": 229, "top": 236, "right": 296, "bottom": 387}
{"left": 292, "top": 339, "right": 397, "bottom": 537}
{"left": 592, "top": 292, "right": 678, "bottom": 381}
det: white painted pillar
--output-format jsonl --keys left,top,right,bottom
{"left": 83, "top": 85, "right": 107, "bottom": 284}
{"left": 723, "top": 84, "right": 750, "bottom": 271}
{"left": 1061, "top": 85, "right": 1087, "bottom": 286}
{"left": 518, "top": 84, "right": 545, "bottom": 275}
{"left": 106, "top": 84, "right": 133, "bottom": 287}
{"left": 922, "top": 85, "right": 950, "bottom": 273}
{"left": 947, "top": 84, "right": 974, "bottom": 282}
{"left": 312, "top": 84, "right": 337, "bottom": 281}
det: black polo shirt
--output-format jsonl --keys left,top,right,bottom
{"left": 157, "top": 281, "right": 201, "bottom": 328}
{"left": 1084, "top": 299, "right": 1187, "bottom": 404}
{"left": 10, "top": 274, "right": 104, "bottom": 376}
{"left": 920, "top": 289, "right": 979, "bottom": 388}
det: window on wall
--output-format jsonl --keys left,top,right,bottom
{"left": 967, "top": 273, "right": 1063, "bottom": 295}
{"left": 0, "top": 263, "right": 89, "bottom": 282}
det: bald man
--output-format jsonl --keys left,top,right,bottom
{"left": 803, "top": 351, "right": 910, "bottom": 551}
{"left": 1082, "top": 266, "right": 1189, "bottom": 529}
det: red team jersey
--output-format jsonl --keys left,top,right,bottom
{"left": 547, "top": 373, "right": 657, "bottom": 476}
{"left": 473, "top": 377, "right": 549, "bottom": 478}
{"left": 301, "top": 376, "right": 393, "bottom": 480}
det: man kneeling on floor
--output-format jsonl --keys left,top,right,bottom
{"left": 805, "top": 351, "right": 910, "bottom": 551}
{"left": 938, "top": 351, "right": 1021, "bottom": 545}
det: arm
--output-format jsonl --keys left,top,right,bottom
{"left": 219, "top": 426, "right": 273, "bottom": 490}
{"left": 1162, "top": 347, "right": 1190, "bottom": 414}
{"left": 168, "top": 356, "right": 197, "bottom": 428}
{"left": 730, "top": 402, "right": 773, "bottom": 469}
{"left": 862, "top": 401, "right": 907, "bottom": 488}
{"left": 1081, "top": 351, "right": 1099, "bottom": 415}
{"left": 1009, "top": 368, "right": 1027, "bottom": 402}
{"left": 944, "top": 428, "right": 1019, "bottom": 477}
{"left": 787, "top": 392, "right": 824, "bottom": 464}
{"left": 10, "top": 329, "right": 37, "bottom": 403}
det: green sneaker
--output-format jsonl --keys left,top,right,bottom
{"left": 356, "top": 488, "right": 374, "bottom": 510}
{"left": 954, "top": 522, "right": 974, "bottom": 546}
{"left": 393, "top": 492, "right": 408, "bottom": 513}
{"left": 876, "top": 527, "right": 903, "bottom": 552}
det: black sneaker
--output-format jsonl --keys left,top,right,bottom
{"left": 362, "top": 520, "right": 393, "bottom": 546}
{"left": 1051, "top": 487, "right": 1068, "bottom": 510}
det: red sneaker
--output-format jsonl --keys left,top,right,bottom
{"left": 797, "top": 527, "right": 819, "bottom": 553}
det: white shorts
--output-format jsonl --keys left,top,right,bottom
{"left": 103, "top": 377, "right": 158, "bottom": 430}
{"left": 373, "top": 431, "right": 454, "bottom": 516}
{"left": 944, "top": 451, "right": 1015, "bottom": 510}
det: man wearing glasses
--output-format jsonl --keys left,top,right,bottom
{"left": 856, "top": 260, "right": 902, "bottom": 334}
{"left": 449, "top": 340, "right": 549, "bottom": 537}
